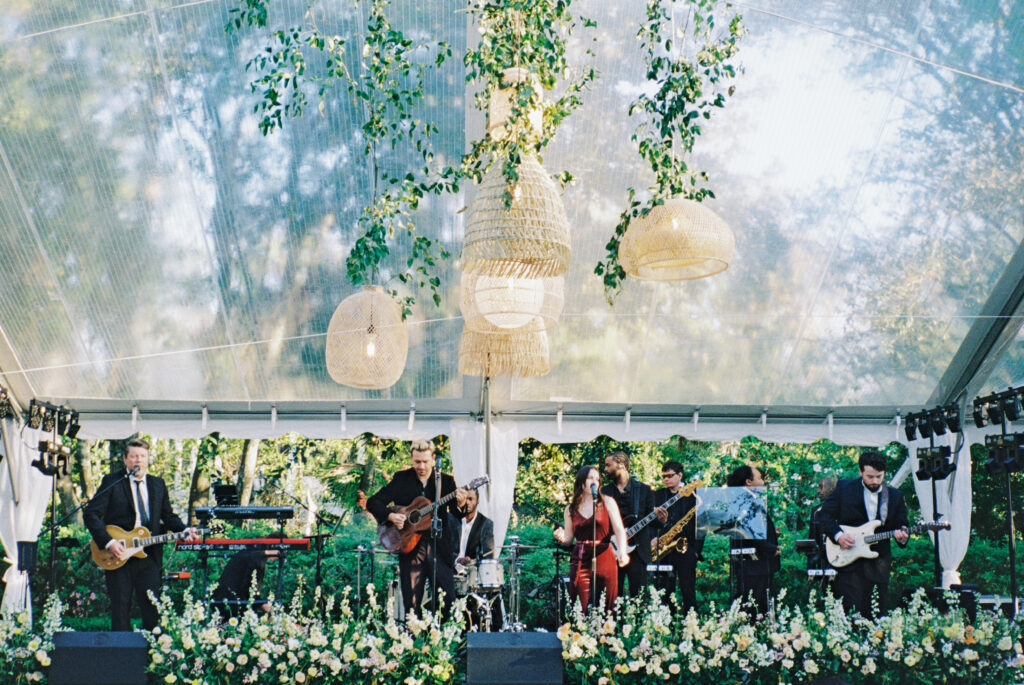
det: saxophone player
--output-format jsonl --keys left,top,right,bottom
{"left": 652, "top": 460, "right": 703, "bottom": 613}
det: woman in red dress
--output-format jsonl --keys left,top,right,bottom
{"left": 554, "top": 465, "right": 630, "bottom": 611}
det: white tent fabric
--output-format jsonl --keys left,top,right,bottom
{"left": 908, "top": 429, "right": 973, "bottom": 588}
{"left": 0, "top": 419, "right": 51, "bottom": 618}
{"left": 449, "top": 419, "right": 517, "bottom": 557}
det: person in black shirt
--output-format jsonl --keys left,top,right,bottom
{"left": 601, "top": 451, "right": 654, "bottom": 597}
{"left": 212, "top": 550, "right": 278, "bottom": 617}
{"left": 806, "top": 476, "right": 838, "bottom": 584}
{"left": 726, "top": 464, "right": 779, "bottom": 616}
{"left": 652, "top": 460, "right": 703, "bottom": 613}
{"left": 366, "top": 440, "right": 467, "bottom": 617}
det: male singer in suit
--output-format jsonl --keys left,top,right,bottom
{"left": 367, "top": 439, "right": 467, "bottom": 616}
{"left": 818, "top": 450, "right": 909, "bottom": 618}
{"left": 602, "top": 451, "right": 654, "bottom": 597}
{"left": 652, "top": 460, "right": 703, "bottom": 613}
{"left": 726, "top": 464, "right": 780, "bottom": 615}
{"left": 84, "top": 438, "right": 198, "bottom": 631}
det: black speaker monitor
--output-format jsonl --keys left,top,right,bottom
{"left": 467, "top": 631, "right": 562, "bottom": 685}
{"left": 50, "top": 631, "right": 148, "bottom": 685}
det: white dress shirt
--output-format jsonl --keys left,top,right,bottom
{"left": 863, "top": 484, "right": 880, "bottom": 522}
{"left": 106, "top": 475, "right": 150, "bottom": 550}
{"left": 458, "top": 513, "right": 475, "bottom": 560}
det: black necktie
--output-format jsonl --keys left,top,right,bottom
{"left": 135, "top": 480, "right": 149, "bottom": 527}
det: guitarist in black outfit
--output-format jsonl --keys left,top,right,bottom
{"left": 601, "top": 451, "right": 654, "bottom": 597}
{"left": 818, "top": 451, "right": 909, "bottom": 618}
{"left": 652, "top": 460, "right": 703, "bottom": 613}
{"left": 366, "top": 440, "right": 466, "bottom": 617}
{"left": 84, "top": 437, "right": 198, "bottom": 631}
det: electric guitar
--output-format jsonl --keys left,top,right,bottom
{"left": 825, "top": 519, "right": 950, "bottom": 568}
{"left": 377, "top": 476, "right": 490, "bottom": 554}
{"left": 611, "top": 479, "right": 702, "bottom": 556}
{"left": 91, "top": 524, "right": 223, "bottom": 571}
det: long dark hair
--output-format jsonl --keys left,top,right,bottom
{"left": 570, "top": 465, "right": 600, "bottom": 512}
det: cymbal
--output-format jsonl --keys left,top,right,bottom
{"left": 502, "top": 543, "right": 546, "bottom": 550}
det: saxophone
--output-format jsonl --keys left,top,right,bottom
{"left": 652, "top": 496, "right": 701, "bottom": 561}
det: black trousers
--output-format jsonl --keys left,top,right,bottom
{"left": 664, "top": 551, "right": 698, "bottom": 613}
{"left": 732, "top": 559, "right": 772, "bottom": 616}
{"left": 616, "top": 554, "right": 649, "bottom": 597}
{"left": 105, "top": 555, "right": 162, "bottom": 631}
{"left": 834, "top": 558, "right": 890, "bottom": 618}
{"left": 399, "top": 536, "right": 455, "bottom": 617}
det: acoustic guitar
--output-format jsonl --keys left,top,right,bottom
{"left": 825, "top": 519, "right": 950, "bottom": 568}
{"left": 91, "top": 524, "right": 222, "bottom": 571}
{"left": 377, "top": 476, "right": 490, "bottom": 554}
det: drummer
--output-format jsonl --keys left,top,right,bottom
{"left": 446, "top": 489, "right": 495, "bottom": 572}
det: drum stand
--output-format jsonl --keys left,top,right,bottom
{"left": 504, "top": 535, "right": 525, "bottom": 631}
{"left": 469, "top": 591, "right": 505, "bottom": 633}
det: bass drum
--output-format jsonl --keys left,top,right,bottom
{"left": 468, "top": 558, "right": 505, "bottom": 590}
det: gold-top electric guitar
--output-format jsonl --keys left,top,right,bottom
{"left": 91, "top": 524, "right": 222, "bottom": 571}
{"left": 825, "top": 519, "right": 950, "bottom": 568}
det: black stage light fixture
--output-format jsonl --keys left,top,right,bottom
{"left": 932, "top": 446, "right": 956, "bottom": 480}
{"left": 40, "top": 405, "right": 56, "bottom": 433}
{"left": 27, "top": 400, "right": 43, "bottom": 429}
{"left": 973, "top": 399, "right": 988, "bottom": 428}
{"left": 915, "top": 448, "right": 934, "bottom": 480}
{"left": 986, "top": 434, "right": 1007, "bottom": 474}
{"left": 56, "top": 407, "right": 80, "bottom": 438}
{"left": 917, "top": 412, "right": 934, "bottom": 439}
{"left": 65, "top": 411, "right": 81, "bottom": 439}
{"left": 987, "top": 400, "right": 1005, "bottom": 426}
{"left": 929, "top": 409, "right": 947, "bottom": 436}
{"left": 0, "top": 388, "right": 11, "bottom": 419}
{"left": 1001, "top": 390, "right": 1023, "bottom": 422}
{"left": 904, "top": 414, "right": 918, "bottom": 441}
{"left": 944, "top": 405, "right": 962, "bottom": 433}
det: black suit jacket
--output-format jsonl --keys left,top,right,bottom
{"left": 602, "top": 478, "right": 655, "bottom": 563}
{"left": 212, "top": 550, "right": 268, "bottom": 602}
{"left": 730, "top": 513, "right": 780, "bottom": 576}
{"left": 84, "top": 471, "right": 186, "bottom": 566}
{"left": 442, "top": 512, "right": 494, "bottom": 566}
{"left": 366, "top": 468, "right": 460, "bottom": 525}
{"left": 818, "top": 478, "right": 909, "bottom": 560}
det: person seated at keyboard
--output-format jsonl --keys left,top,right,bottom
{"left": 212, "top": 549, "right": 279, "bottom": 617}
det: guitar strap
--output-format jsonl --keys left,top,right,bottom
{"left": 877, "top": 485, "right": 889, "bottom": 523}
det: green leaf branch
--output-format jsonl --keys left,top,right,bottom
{"left": 595, "top": 0, "right": 743, "bottom": 301}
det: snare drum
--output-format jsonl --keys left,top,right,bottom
{"left": 468, "top": 559, "right": 505, "bottom": 590}
{"left": 455, "top": 572, "right": 470, "bottom": 596}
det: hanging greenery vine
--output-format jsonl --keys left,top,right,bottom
{"left": 462, "top": 0, "right": 597, "bottom": 204}
{"left": 227, "top": 0, "right": 456, "bottom": 318}
{"left": 594, "top": 0, "right": 743, "bottom": 301}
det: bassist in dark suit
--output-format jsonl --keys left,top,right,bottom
{"left": 84, "top": 437, "right": 197, "bottom": 631}
{"left": 652, "top": 460, "right": 703, "bottom": 613}
{"left": 818, "top": 451, "right": 909, "bottom": 618}
{"left": 366, "top": 440, "right": 466, "bottom": 616}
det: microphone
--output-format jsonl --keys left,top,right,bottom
{"left": 126, "top": 465, "right": 140, "bottom": 478}
{"left": 590, "top": 483, "right": 598, "bottom": 500}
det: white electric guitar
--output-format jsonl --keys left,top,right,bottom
{"left": 825, "top": 519, "right": 950, "bottom": 568}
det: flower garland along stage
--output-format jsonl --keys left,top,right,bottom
{"left": 4, "top": 588, "right": 1024, "bottom": 683}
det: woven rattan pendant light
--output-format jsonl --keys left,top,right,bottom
{"left": 488, "top": 67, "right": 544, "bottom": 142}
{"left": 462, "top": 153, "right": 571, "bottom": 279}
{"left": 459, "top": 272, "right": 564, "bottom": 332}
{"left": 325, "top": 286, "right": 408, "bottom": 389}
{"left": 458, "top": 328, "right": 550, "bottom": 377}
{"left": 618, "top": 197, "right": 734, "bottom": 281}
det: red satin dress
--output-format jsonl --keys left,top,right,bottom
{"left": 569, "top": 503, "right": 618, "bottom": 610}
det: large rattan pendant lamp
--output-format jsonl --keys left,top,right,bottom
{"left": 325, "top": 285, "right": 408, "bottom": 389}
{"left": 459, "top": 272, "right": 564, "bottom": 332}
{"left": 618, "top": 198, "right": 734, "bottom": 280}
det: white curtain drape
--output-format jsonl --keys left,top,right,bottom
{"left": 0, "top": 418, "right": 51, "bottom": 619}
{"left": 448, "top": 419, "right": 518, "bottom": 557}
{"left": 906, "top": 430, "right": 973, "bottom": 588}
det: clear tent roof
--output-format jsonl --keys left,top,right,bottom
{"left": 0, "top": 0, "right": 1022, "bottom": 425}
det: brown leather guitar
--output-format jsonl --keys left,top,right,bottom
{"left": 377, "top": 476, "right": 490, "bottom": 554}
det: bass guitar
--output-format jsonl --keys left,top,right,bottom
{"left": 377, "top": 476, "right": 490, "bottom": 554}
{"left": 611, "top": 479, "right": 702, "bottom": 556}
{"left": 825, "top": 519, "right": 950, "bottom": 568}
{"left": 91, "top": 523, "right": 223, "bottom": 571}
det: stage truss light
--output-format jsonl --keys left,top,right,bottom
{"left": 904, "top": 414, "right": 918, "bottom": 441}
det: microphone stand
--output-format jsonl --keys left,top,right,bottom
{"left": 430, "top": 453, "right": 443, "bottom": 618}
{"left": 591, "top": 486, "right": 598, "bottom": 614}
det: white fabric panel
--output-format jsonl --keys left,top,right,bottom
{"left": 514, "top": 417, "right": 900, "bottom": 446}
{"left": 78, "top": 416, "right": 452, "bottom": 441}
{"left": 0, "top": 419, "right": 52, "bottom": 618}
{"left": 448, "top": 419, "right": 518, "bottom": 557}
{"left": 908, "top": 430, "right": 972, "bottom": 588}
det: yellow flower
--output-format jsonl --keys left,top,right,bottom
{"left": 164, "top": 676, "right": 177, "bottom": 684}
{"left": 295, "top": 672, "right": 306, "bottom": 683}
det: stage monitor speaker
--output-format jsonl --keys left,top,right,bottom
{"left": 467, "top": 631, "right": 562, "bottom": 685}
{"left": 50, "top": 631, "right": 148, "bottom": 685}
{"left": 924, "top": 586, "right": 977, "bottom": 623}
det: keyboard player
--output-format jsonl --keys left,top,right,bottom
{"left": 212, "top": 549, "right": 280, "bottom": 617}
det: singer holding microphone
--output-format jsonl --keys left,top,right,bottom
{"left": 553, "top": 465, "right": 630, "bottom": 611}
{"left": 85, "top": 438, "right": 199, "bottom": 631}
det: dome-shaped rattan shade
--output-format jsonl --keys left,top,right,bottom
{"left": 618, "top": 197, "right": 734, "bottom": 281}
{"left": 325, "top": 286, "right": 408, "bottom": 389}
{"left": 458, "top": 328, "right": 550, "bottom": 378}
{"left": 461, "top": 154, "right": 571, "bottom": 279}
{"left": 459, "top": 272, "right": 564, "bottom": 333}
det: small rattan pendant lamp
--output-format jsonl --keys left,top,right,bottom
{"left": 618, "top": 197, "right": 734, "bottom": 281}
{"left": 458, "top": 327, "right": 550, "bottom": 378}
{"left": 325, "top": 285, "right": 408, "bottom": 389}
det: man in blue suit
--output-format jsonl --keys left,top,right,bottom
{"left": 818, "top": 451, "right": 909, "bottom": 617}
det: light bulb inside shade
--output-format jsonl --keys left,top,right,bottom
{"left": 364, "top": 330, "right": 377, "bottom": 358}
{"left": 474, "top": 276, "right": 545, "bottom": 329}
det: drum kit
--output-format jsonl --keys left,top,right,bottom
{"left": 456, "top": 535, "right": 539, "bottom": 632}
